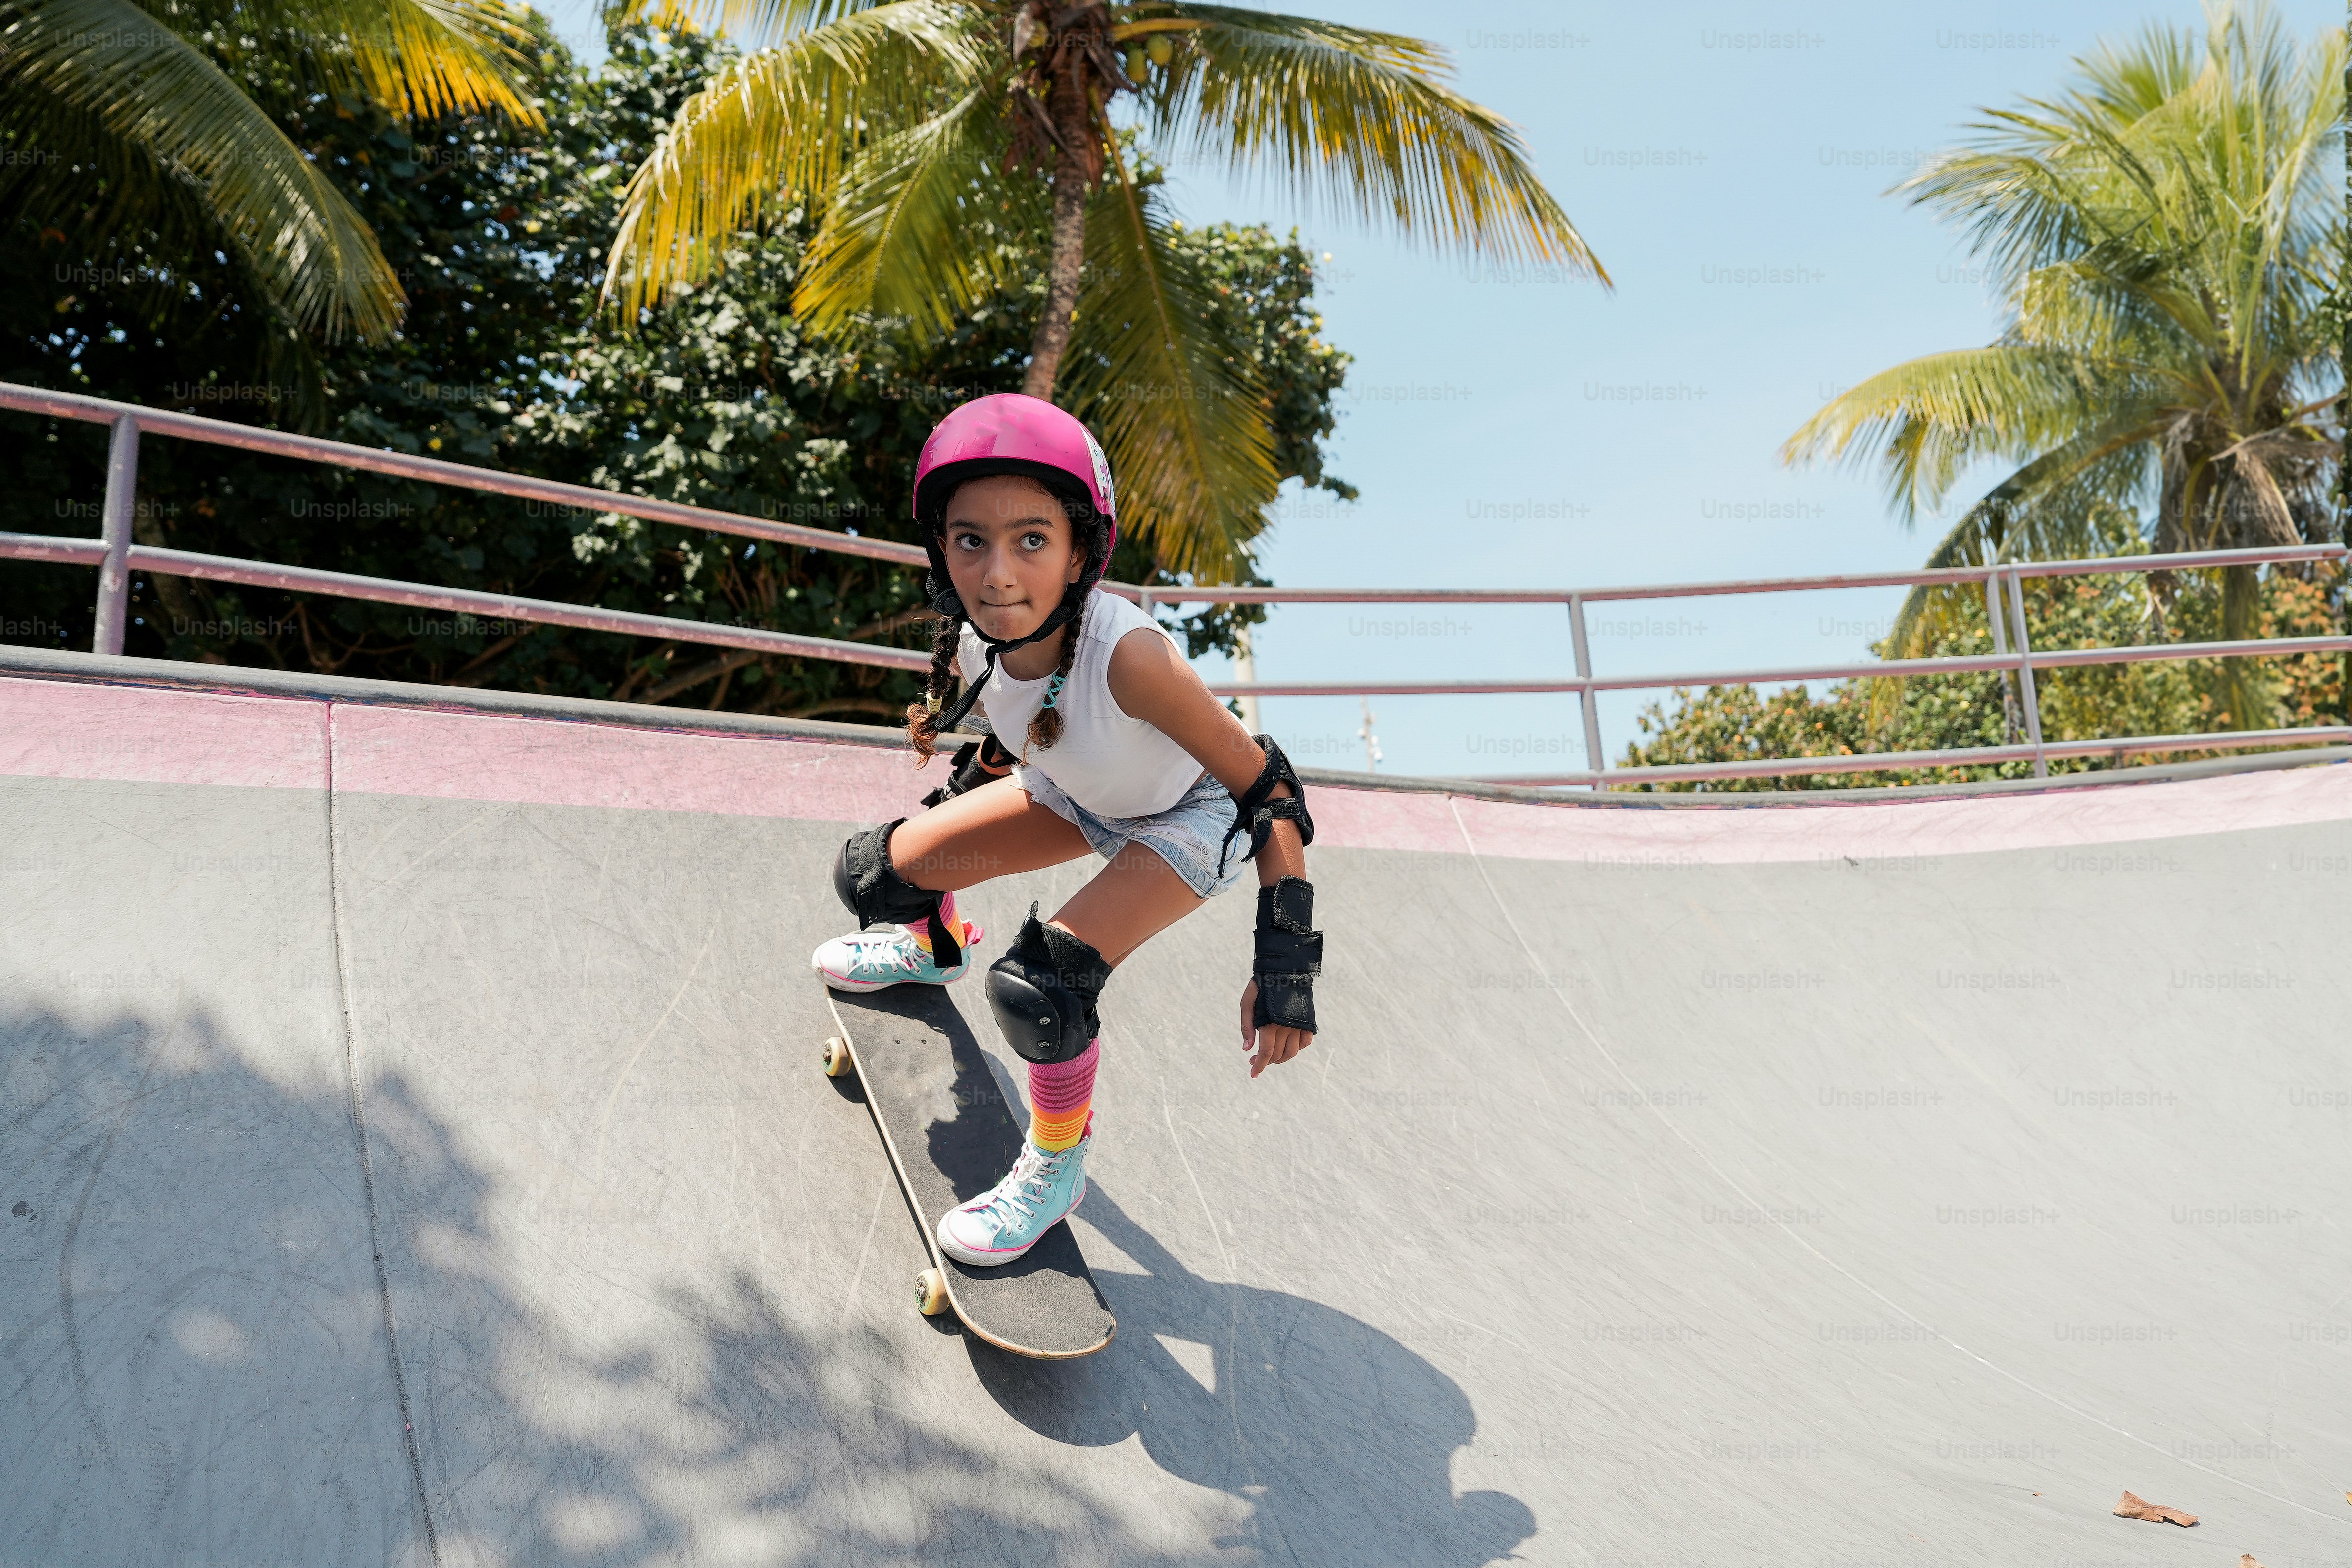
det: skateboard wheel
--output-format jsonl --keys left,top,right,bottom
{"left": 821, "top": 1037, "right": 852, "bottom": 1078}
{"left": 914, "top": 1267, "right": 949, "bottom": 1317}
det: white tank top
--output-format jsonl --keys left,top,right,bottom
{"left": 959, "top": 587, "right": 1205, "bottom": 819}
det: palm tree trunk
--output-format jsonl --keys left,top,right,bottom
{"left": 2216, "top": 561, "right": 2270, "bottom": 730}
{"left": 1022, "top": 73, "right": 1094, "bottom": 402}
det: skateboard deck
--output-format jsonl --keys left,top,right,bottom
{"left": 823, "top": 984, "right": 1116, "bottom": 1359}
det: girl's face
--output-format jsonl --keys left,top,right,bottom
{"left": 941, "top": 476, "right": 1084, "bottom": 643}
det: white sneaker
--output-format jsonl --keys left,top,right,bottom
{"left": 936, "top": 1134, "right": 1091, "bottom": 1266}
{"left": 810, "top": 923, "right": 980, "bottom": 992}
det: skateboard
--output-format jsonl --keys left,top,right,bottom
{"left": 822, "top": 983, "right": 1116, "bottom": 1359}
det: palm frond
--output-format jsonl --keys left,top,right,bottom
{"left": 208, "top": 0, "right": 543, "bottom": 124}
{"left": 2069, "top": 13, "right": 2201, "bottom": 119}
{"left": 1896, "top": 2, "right": 2342, "bottom": 364}
{"left": 2215, "top": 424, "right": 2331, "bottom": 543}
{"left": 1858, "top": 436, "right": 2153, "bottom": 731}
{"left": 794, "top": 86, "right": 1036, "bottom": 334}
{"left": 1781, "top": 345, "right": 2163, "bottom": 524}
{"left": 2009, "top": 256, "right": 2186, "bottom": 360}
{"left": 1877, "top": 433, "right": 2156, "bottom": 659}
{"left": 1140, "top": 2, "right": 1604, "bottom": 279}
{"left": 600, "top": 0, "right": 982, "bottom": 316}
{"left": 0, "top": 0, "right": 406, "bottom": 339}
{"left": 600, "top": 0, "right": 885, "bottom": 49}
{"left": 0, "top": 85, "right": 335, "bottom": 418}
{"left": 1058, "top": 162, "right": 1278, "bottom": 581}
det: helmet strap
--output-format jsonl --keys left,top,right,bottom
{"left": 929, "top": 586, "right": 1081, "bottom": 735}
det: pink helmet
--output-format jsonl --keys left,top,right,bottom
{"left": 910, "top": 394, "right": 1121, "bottom": 732}
{"left": 912, "top": 392, "right": 1118, "bottom": 624}
{"left": 913, "top": 392, "right": 1116, "bottom": 527}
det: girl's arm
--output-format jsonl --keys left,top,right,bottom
{"left": 1107, "top": 628, "right": 1318, "bottom": 1077}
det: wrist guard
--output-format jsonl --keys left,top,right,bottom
{"left": 1215, "top": 734, "right": 1316, "bottom": 878}
{"left": 920, "top": 732, "right": 1016, "bottom": 810}
{"left": 1251, "top": 876, "right": 1323, "bottom": 1034}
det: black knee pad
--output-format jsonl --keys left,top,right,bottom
{"left": 833, "top": 819, "right": 961, "bottom": 967}
{"left": 985, "top": 907, "right": 1112, "bottom": 1064}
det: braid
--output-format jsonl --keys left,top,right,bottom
{"left": 1025, "top": 589, "right": 1083, "bottom": 753}
{"left": 906, "top": 610, "right": 963, "bottom": 762}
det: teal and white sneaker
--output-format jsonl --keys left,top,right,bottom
{"left": 936, "top": 1134, "right": 1091, "bottom": 1266}
{"left": 810, "top": 923, "right": 981, "bottom": 992}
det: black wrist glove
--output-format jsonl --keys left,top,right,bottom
{"left": 919, "top": 733, "right": 1015, "bottom": 809}
{"left": 1251, "top": 876, "right": 1323, "bottom": 1034}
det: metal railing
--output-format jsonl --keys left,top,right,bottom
{"left": 3, "top": 379, "right": 2348, "bottom": 788}
{"left": 1128, "top": 552, "right": 2352, "bottom": 785}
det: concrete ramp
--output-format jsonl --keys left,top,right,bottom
{"left": 4, "top": 656, "right": 2350, "bottom": 1567}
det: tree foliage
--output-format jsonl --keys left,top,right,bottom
{"left": 0, "top": 0, "right": 539, "bottom": 351}
{"left": 1781, "top": 2, "right": 2344, "bottom": 729}
{"left": 1618, "top": 555, "right": 2346, "bottom": 791}
{"left": 0, "top": 21, "right": 1352, "bottom": 718}
{"left": 602, "top": 0, "right": 1589, "bottom": 580}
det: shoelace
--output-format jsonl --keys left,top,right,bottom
{"left": 853, "top": 926, "right": 974, "bottom": 974}
{"left": 844, "top": 932, "right": 924, "bottom": 974}
{"left": 977, "top": 1145, "right": 1067, "bottom": 1227}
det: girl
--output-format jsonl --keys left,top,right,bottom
{"left": 811, "top": 393, "right": 1323, "bottom": 1268}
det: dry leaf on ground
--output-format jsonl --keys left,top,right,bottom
{"left": 2240, "top": 1554, "right": 2268, "bottom": 1568}
{"left": 2113, "top": 1490, "right": 2198, "bottom": 1526}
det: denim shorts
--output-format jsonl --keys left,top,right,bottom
{"left": 1014, "top": 765, "right": 1247, "bottom": 899}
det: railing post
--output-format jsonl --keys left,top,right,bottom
{"left": 1983, "top": 571, "right": 2020, "bottom": 744}
{"left": 2002, "top": 569, "right": 2048, "bottom": 778}
{"left": 92, "top": 414, "right": 140, "bottom": 655}
{"left": 1567, "top": 593, "right": 1604, "bottom": 788}
{"left": 1231, "top": 621, "right": 1262, "bottom": 734}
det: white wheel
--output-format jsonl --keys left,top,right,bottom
{"left": 914, "top": 1267, "right": 949, "bottom": 1317}
{"left": 821, "top": 1037, "right": 852, "bottom": 1078}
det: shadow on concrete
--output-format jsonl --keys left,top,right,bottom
{"left": 3, "top": 1001, "right": 1529, "bottom": 1567}
{"left": 971, "top": 1186, "right": 1535, "bottom": 1568}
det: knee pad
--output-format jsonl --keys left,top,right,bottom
{"left": 833, "top": 819, "right": 962, "bottom": 967}
{"left": 985, "top": 907, "right": 1113, "bottom": 1064}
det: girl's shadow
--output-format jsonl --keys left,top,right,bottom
{"left": 963, "top": 1185, "right": 1536, "bottom": 1568}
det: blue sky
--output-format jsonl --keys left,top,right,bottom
{"left": 537, "top": 0, "right": 2342, "bottom": 779}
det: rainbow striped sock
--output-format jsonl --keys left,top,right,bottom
{"left": 1027, "top": 1037, "right": 1098, "bottom": 1153}
{"left": 906, "top": 890, "right": 966, "bottom": 956}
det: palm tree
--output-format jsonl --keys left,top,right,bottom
{"left": 1782, "top": 2, "right": 2343, "bottom": 728}
{"left": 0, "top": 0, "right": 539, "bottom": 347}
{"left": 599, "top": 0, "right": 1603, "bottom": 579}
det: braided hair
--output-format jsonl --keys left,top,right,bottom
{"left": 905, "top": 611, "right": 965, "bottom": 763}
{"left": 1025, "top": 592, "right": 1083, "bottom": 753}
{"left": 904, "top": 588, "right": 1087, "bottom": 762}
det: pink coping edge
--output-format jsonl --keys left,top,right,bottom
{"left": 0, "top": 675, "right": 327, "bottom": 791}
{"left": 5, "top": 674, "right": 2349, "bottom": 864}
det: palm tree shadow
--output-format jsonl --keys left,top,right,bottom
{"left": 15, "top": 999, "right": 1500, "bottom": 1566}
{"left": 5, "top": 976, "right": 1525, "bottom": 1566}
{"left": 965, "top": 1186, "right": 1536, "bottom": 1568}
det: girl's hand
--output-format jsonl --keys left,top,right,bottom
{"left": 1238, "top": 980, "right": 1314, "bottom": 1078}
